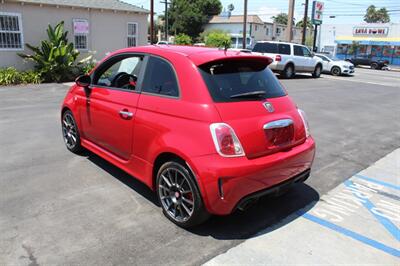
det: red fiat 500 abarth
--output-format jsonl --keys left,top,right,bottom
{"left": 61, "top": 45, "right": 315, "bottom": 227}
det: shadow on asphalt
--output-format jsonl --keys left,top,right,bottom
{"left": 82, "top": 150, "right": 320, "bottom": 240}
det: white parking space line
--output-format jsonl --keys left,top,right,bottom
{"left": 204, "top": 149, "right": 400, "bottom": 265}
{"left": 322, "top": 75, "right": 400, "bottom": 88}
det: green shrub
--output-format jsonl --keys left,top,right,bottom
{"left": 174, "top": 33, "right": 192, "bottom": 45}
{"left": 203, "top": 30, "right": 230, "bottom": 49}
{"left": 0, "top": 67, "right": 20, "bottom": 85}
{"left": 18, "top": 21, "right": 79, "bottom": 83}
{"left": 0, "top": 67, "right": 42, "bottom": 85}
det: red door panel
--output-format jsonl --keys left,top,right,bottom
{"left": 77, "top": 87, "right": 140, "bottom": 160}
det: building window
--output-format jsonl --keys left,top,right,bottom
{"left": 73, "top": 19, "right": 89, "bottom": 50}
{"left": 276, "top": 27, "right": 282, "bottom": 36}
{"left": 0, "top": 12, "right": 23, "bottom": 50}
{"left": 266, "top": 27, "right": 270, "bottom": 36}
{"left": 255, "top": 25, "right": 258, "bottom": 31}
{"left": 127, "top": 22, "right": 138, "bottom": 47}
{"left": 74, "top": 35, "right": 87, "bottom": 50}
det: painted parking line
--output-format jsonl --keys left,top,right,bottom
{"left": 344, "top": 179, "right": 400, "bottom": 242}
{"left": 204, "top": 150, "right": 400, "bottom": 265}
{"left": 300, "top": 212, "right": 400, "bottom": 258}
{"left": 354, "top": 174, "right": 400, "bottom": 191}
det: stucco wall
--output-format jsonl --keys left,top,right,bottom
{"left": 0, "top": 2, "right": 148, "bottom": 70}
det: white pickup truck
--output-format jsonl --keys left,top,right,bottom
{"left": 252, "top": 41, "right": 323, "bottom": 78}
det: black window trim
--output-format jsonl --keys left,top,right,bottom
{"left": 89, "top": 52, "right": 148, "bottom": 94}
{"left": 140, "top": 54, "right": 181, "bottom": 99}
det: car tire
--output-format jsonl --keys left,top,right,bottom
{"left": 282, "top": 64, "right": 295, "bottom": 79}
{"left": 312, "top": 65, "right": 322, "bottom": 78}
{"left": 62, "top": 110, "right": 84, "bottom": 154}
{"left": 371, "top": 62, "right": 379, "bottom": 69}
{"left": 156, "top": 161, "right": 210, "bottom": 228}
{"left": 331, "top": 66, "right": 341, "bottom": 76}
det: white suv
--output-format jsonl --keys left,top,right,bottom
{"left": 252, "top": 41, "right": 323, "bottom": 78}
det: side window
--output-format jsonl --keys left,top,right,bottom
{"left": 317, "top": 55, "right": 329, "bottom": 61}
{"left": 278, "top": 44, "right": 290, "bottom": 55}
{"left": 142, "top": 56, "right": 179, "bottom": 97}
{"left": 293, "top": 45, "right": 304, "bottom": 56}
{"left": 302, "top": 47, "right": 312, "bottom": 57}
{"left": 94, "top": 55, "right": 143, "bottom": 90}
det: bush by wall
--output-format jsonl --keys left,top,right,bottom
{"left": 174, "top": 33, "right": 192, "bottom": 45}
{"left": 203, "top": 30, "right": 230, "bottom": 49}
{"left": 0, "top": 67, "right": 42, "bottom": 86}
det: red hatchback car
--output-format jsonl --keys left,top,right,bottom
{"left": 61, "top": 45, "right": 315, "bottom": 227}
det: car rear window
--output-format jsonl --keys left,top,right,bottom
{"left": 278, "top": 44, "right": 291, "bottom": 55}
{"left": 199, "top": 59, "right": 287, "bottom": 102}
{"left": 252, "top": 42, "right": 278, "bottom": 53}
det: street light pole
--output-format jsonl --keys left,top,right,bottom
{"left": 301, "top": 0, "right": 309, "bottom": 45}
{"left": 160, "top": 0, "right": 170, "bottom": 41}
{"left": 286, "top": 0, "right": 295, "bottom": 42}
{"left": 242, "top": 0, "right": 248, "bottom": 49}
{"left": 150, "top": 0, "right": 154, "bottom": 44}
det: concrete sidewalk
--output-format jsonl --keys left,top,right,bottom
{"left": 204, "top": 149, "right": 400, "bottom": 265}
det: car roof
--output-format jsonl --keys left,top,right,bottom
{"left": 110, "top": 45, "right": 271, "bottom": 66}
{"left": 255, "top": 41, "right": 299, "bottom": 46}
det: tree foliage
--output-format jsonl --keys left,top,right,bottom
{"left": 203, "top": 30, "right": 230, "bottom": 49}
{"left": 272, "top": 13, "right": 295, "bottom": 25}
{"left": 174, "top": 33, "right": 192, "bottom": 45}
{"left": 296, "top": 17, "right": 313, "bottom": 29}
{"left": 364, "top": 5, "right": 390, "bottom": 23}
{"left": 169, "top": 0, "right": 222, "bottom": 39}
{"left": 19, "top": 21, "right": 80, "bottom": 82}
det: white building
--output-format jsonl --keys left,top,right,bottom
{"left": 203, "top": 14, "right": 304, "bottom": 46}
{"left": 319, "top": 23, "right": 400, "bottom": 65}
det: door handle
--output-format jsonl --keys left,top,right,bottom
{"left": 119, "top": 110, "right": 133, "bottom": 119}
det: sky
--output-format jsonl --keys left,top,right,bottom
{"left": 125, "top": 0, "right": 400, "bottom": 25}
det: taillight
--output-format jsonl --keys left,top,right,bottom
{"left": 210, "top": 123, "right": 245, "bottom": 157}
{"left": 275, "top": 55, "right": 282, "bottom": 61}
{"left": 298, "top": 109, "right": 310, "bottom": 138}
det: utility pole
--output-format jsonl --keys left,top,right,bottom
{"left": 286, "top": 0, "right": 295, "bottom": 42}
{"left": 150, "top": 0, "right": 154, "bottom": 44}
{"left": 313, "top": 24, "right": 318, "bottom": 52}
{"left": 242, "top": 0, "right": 248, "bottom": 49}
{"left": 160, "top": 0, "right": 170, "bottom": 41}
{"left": 301, "top": 0, "right": 309, "bottom": 44}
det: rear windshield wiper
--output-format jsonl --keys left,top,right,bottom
{"left": 230, "top": 90, "right": 266, "bottom": 99}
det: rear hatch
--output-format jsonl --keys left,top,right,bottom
{"left": 199, "top": 58, "right": 307, "bottom": 159}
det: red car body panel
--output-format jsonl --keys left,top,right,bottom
{"left": 62, "top": 45, "right": 316, "bottom": 215}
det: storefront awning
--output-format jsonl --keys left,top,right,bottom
{"left": 335, "top": 36, "right": 400, "bottom": 46}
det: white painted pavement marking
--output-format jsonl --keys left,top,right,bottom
{"left": 204, "top": 149, "right": 400, "bottom": 265}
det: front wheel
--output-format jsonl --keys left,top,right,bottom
{"left": 331, "top": 66, "right": 341, "bottom": 76}
{"left": 62, "top": 110, "right": 84, "bottom": 153}
{"left": 156, "top": 161, "right": 210, "bottom": 228}
{"left": 312, "top": 65, "right": 322, "bottom": 78}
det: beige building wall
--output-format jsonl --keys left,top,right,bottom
{"left": 0, "top": 2, "right": 148, "bottom": 70}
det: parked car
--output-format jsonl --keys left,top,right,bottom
{"left": 345, "top": 56, "right": 389, "bottom": 70}
{"left": 61, "top": 46, "right": 316, "bottom": 227}
{"left": 252, "top": 41, "right": 323, "bottom": 78}
{"left": 315, "top": 53, "right": 355, "bottom": 76}
{"left": 230, "top": 33, "right": 254, "bottom": 49}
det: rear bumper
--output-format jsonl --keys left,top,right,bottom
{"left": 190, "top": 137, "right": 316, "bottom": 215}
{"left": 268, "top": 61, "right": 285, "bottom": 71}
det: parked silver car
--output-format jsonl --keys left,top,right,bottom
{"left": 252, "top": 41, "right": 323, "bottom": 78}
{"left": 316, "top": 53, "right": 355, "bottom": 76}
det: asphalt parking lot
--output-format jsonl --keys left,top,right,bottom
{"left": 0, "top": 68, "right": 399, "bottom": 265}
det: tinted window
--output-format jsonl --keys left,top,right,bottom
{"left": 293, "top": 45, "right": 304, "bottom": 56}
{"left": 316, "top": 55, "right": 329, "bottom": 61}
{"left": 94, "top": 55, "right": 143, "bottom": 90}
{"left": 199, "top": 59, "right": 286, "bottom": 102}
{"left": 142, "top": 56, "right": 179, "bottom": 97}
{"left": 252, "top": 42, "right": 278, "bottom": 53}
{"left": 278, "top": 44, "right": 291, "bottom": 55}
{"left": 302, "top": 47, "right": 311, "bottom": 57}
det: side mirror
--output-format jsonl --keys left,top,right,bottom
{"left": 310, "top": 52, "right": 315, "bottom": 57}
{"left": 75, "top": 75, "right": 91, "bottom": 87}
